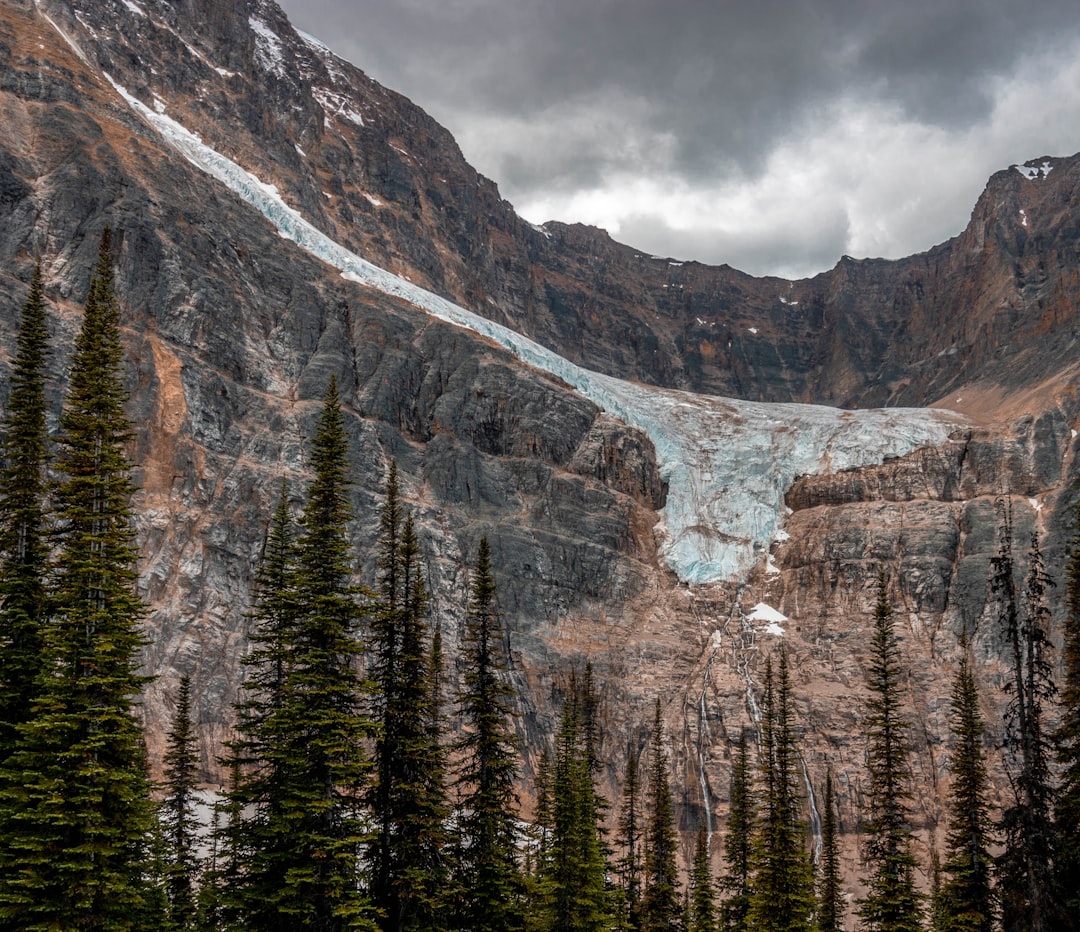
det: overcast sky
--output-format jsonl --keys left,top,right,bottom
{"left": 277, "top": 0, "right": 1080, "bottom": 279}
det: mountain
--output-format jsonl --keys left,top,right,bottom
{"left": 2, "top": 0, "right": 1080, "bottom": 875}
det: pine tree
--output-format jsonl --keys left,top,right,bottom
{"left": 452, "top": 536, "right": 525, "bottom": 932}
{"left": 1055, "top": 504, "right": 1080, "bottom": 928}
{"left": 689, "top": 827, "right": 717, "bottom": 932}
{"left": 0, "top": 229, "right": 159, "bottom": 927}
{"left": 161, "top": 674, "right": 203, "bottom": 930}
{"left": 816, "top": 770, "right": 844, "bottom": 932}
{"left": 0, "top": 260, "right": 51, "bottom": 760}
{"left": 617, "top": 743, "right": 645, "bottom": 932}
{"left": 640, "top": 698, "right": 681, "bottom": 932}
{"left": 719, "top": 730, "right": 753, "bottom": 932}
{"left": 996, "top": 528, "right": 1063, "bottom": 932}
{"left": 936, "top": 645, "right": 994, "bottom": 932}
{"left": 857, "top": 570, "right": 922, "bottom": 932}
{"left": 747, "top": 650, "right": 815, "bottom": 932}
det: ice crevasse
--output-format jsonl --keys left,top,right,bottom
{"left": 105, "top": 76, "right": 967, "bottom": 586}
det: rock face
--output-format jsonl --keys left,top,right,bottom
{"left": 1, "top": 0, "right": 1079, "bottom": 885}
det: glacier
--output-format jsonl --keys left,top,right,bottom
{"left": 104, "top": 76, "right": 967, "bottom": 585}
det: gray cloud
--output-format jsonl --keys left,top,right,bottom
{"left": 278, "top": 0, "right": 1080, "bottom": 277}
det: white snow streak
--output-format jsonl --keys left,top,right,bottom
{"left": 105, "top": 76, "right": 966, "bottom": 584}
{"left": 249, "top": 17, "right": 285, "bottom": 78}
{"left": 1014, "top": 160, "right": 1054, "bottom": 180}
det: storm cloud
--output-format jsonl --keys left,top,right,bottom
{"left": 278, "top": 0, "right": 1080, "bottom": 278}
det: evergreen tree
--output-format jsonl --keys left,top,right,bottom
{"left": 617, "top": 743, "right": 645, "bottom": 932}
{"left": 218, "top": 481, "right": 298, "bottom": 929}
{"left": 936, "top": 646, "right": 994, "bottom": 932}
{"left": 719, "top": 730, "right": 753, "bottom": 932}
{"left": 857, "top": 571, "right": 922, "bottom": 932}
{"left": 1055, "top": 504, "right": 1080, "bottom": 928}
{"left": 747, "top": 650, "right": 815, "bottom": 932}
{"left": 161, "top": 674, "right": 203, "bottom": 930}
{"left": 534, "top": 672, "right": 611, "bottom": 932}
{"left": 387, "top": 513, "right": 450, "bottom": 930}
{"left": 816, "top": 770, "right": 844, "bottom": 932}
{"left": 689, "top": 827, "right": 717, "bottom": 932}
{"left": 996, "top": 528, "right": 1063, "bottom": 932}
{"left": 640, "top": 698, "right": 681, "bottom": 932}
{"left": 452, "top": 536, "right": 525, "bottom": 932}
{"left": 0, "top": 229, "right": 159, "bottom": 927}
{"left": 0, "top": 260, "right": 51, "bottom": 760}
{"left": 230, "top": 378, "right": 375, "bottom": 931}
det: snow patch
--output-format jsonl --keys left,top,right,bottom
{"left": 748, "top": 602, "right": 787, "bottom": 623}
{"left": 106, "top": 79, "right": 967, "bottom": 584}
{"left": 363, "top": 192, "right": 384, "bottom": 207}
{"left": 530, "top": 222, "right": 552, "bottom": 239}
{"left": 294, "top": 143, "right": 306, "bottom": 157}
{"left": 762, "top": 622, "right": 786, "bottom": 637}
{"left": 1028, "top": 497, "right": 1043, "bottom": 513}
{"left": 1014, "top": 160, "right": 1053, "bottom": 180}
{"left": 152, "top": 96, "right": 166, "bottom": 114}
{"left": 765, "top": 553, "right": 781, "bottom": 576}
{"left": 748, "top": 327, "right": 758, "bottom": 334}
{"left": 1019, "top": 209, "right": 1028, "bottom": 227}
{"left": 779, "top": 295, "right": 799, "bottom": 306}
{"left": 249, "top": 17, "right": 286, "bottom": 78}
{"left": 122, "top": 0, "right": 145, "bottom": 16}
{"left": 215, "top": 66, "right": 236, "bottom": 78}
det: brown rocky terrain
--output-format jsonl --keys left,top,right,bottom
{"left": 1, "top": 0, "right": 1079, "bottom": 895}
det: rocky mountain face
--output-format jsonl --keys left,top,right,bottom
{"left": 2, "top": 0, "right": 1079, "bottom": 881}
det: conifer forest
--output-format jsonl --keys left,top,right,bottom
{"left": 1, "top": 235, "right": 1079, "bottom": 932}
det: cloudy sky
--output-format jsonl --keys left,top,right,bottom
{"left": 277, "top": 0, "right": 1080, "bottom": 279}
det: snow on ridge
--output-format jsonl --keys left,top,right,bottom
{"left": 249, "top": 17, "right": 286, "bottom": 78}
{"left": 1014, "top": 160, "right": 1053, "bottom": 180}
{"left": 105, "top": 77, "right": 967, "bottom": 584}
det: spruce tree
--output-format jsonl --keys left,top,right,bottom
{"left": 689, "top": 827, "right": 717, "bottom": 932}
{"left": 218, "top": 481, "right": 298, "bottom": 929}
{"left": 996, "top": 529, "right": 1063, "bottom": 932}
{"left": 535, "top": 672, "right": 611, "bottom": 932}
{"left": 0, "top": 260, "right": 51, "bottom": 760}
{"left": 747, "top": 650, "right": 815, "bottom": 932}
{"left": 640, "top": 698, "right": 681, "bottom": 932}
{"left": 936, "top": 645, "right": 994, "bottom": 932}
{"left": 719, "top": 730, "right": 753, "bottom": 932}
{"left": 617, "top": 744, "right": 644, "bottom": 932}
{"left": 857, "top": 570, "right": 922, "bottom": 932}
{"left": 386, "top": 513, "right": 450, "bottom": 930}
{"left": 230, "top": 379, "right": 374, "bottom": 931}
{"left": 1055, "top": 504, "right": 1080, "bottom": 928}
{"left": 161, "top": 674, "right": 202, "bottom": 931}
{"left": 452, "top": 536, "right": 525, "bottom": 932}
{"left": 0, "top": 229, "right": 158, "bottom": 927}
{"left": 816, "top": 770, "right": 844, "bottom": 932}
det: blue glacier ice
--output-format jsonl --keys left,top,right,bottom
{"left": 105, "top": 76, "right": 967, "bottom": 585}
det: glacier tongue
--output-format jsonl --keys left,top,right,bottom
{"left": 105, "top": 77, "right": 966, "bottom": 584}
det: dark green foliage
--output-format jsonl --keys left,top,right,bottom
{"left": 747, "top": 650, "right": 815, "bottom": 932}
{"left": 688, "top": 827, "right": 717, "bottom": 932}
{"left": 218, "top": 481, "right": 298, "bottom": 929}
{"left": 857, "top": 571, "right": 922, "bottom": 932}
{"left": 937, "top": 648, "right": 994, "bottom": 932}
{"left": 226, "top": 379, "right": 374, "bottom": 931}
{"left": 533, "top": 671, "right": 612, "bottom": 932}
{"left": 719, "top": 730, "right": 753, "bottom": 932}
{"left": 816, "top": 771, "right": 843, "bottom": 932}
{"left": 617, "top": 743, "right": 644, "bottom": 932}
{"left": 1055, "top": 504, "right": 1080, "bottom": 928}
{"left": 368, "top": 466, "right": 450, "bottom": 930}
{"left": 640, "top": 698, "right": 681, "bottom": 932}
{"left": 161, "top": 674, "right": 203, "bottom": 930}
{"left": 996, "top": 527, "right": 1063, "bottom": 932}
{"left": 0, "top": 261, "right": 51, "bottom": 758}
{"left": 452, "top": 536, "right": 525, "bottom": 932}
{"left": 0, "top": 230, "right": 158, "bottom": 927}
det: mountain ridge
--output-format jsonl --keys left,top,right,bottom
{"left": 3, "top": 0, "right": 1080, "bottom": 886}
